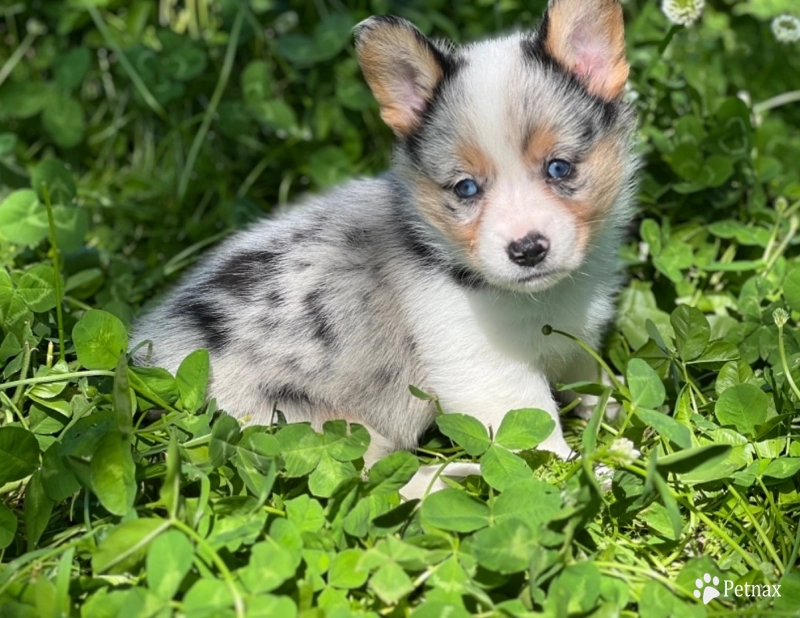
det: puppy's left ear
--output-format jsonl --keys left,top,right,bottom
{"left": 540, "top": 0, "right": 629, "bottom": 100}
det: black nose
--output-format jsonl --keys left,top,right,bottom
{"left": 507, "top": 233, "right": 550, "bottom": 267}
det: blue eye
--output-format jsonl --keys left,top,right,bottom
{"left": 454, "top": 179, "right": 479, "bottom": 198}
{"left": 547, "top": 159, "right": 572, "bottom": 179}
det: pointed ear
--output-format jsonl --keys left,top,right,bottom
{"left": 355, "top": 16, "right": 451, "bottom": 137}
{"left": 540, "top": 0, "right": 629, "bottom": 100}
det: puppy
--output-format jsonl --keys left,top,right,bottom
{"left": 131, "top": 0, "right": 637, "bottom": 490}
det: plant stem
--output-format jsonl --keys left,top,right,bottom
{"left": 41, "top": 183, "right": 66, "bottom": 362}
{"left": 0, "top": 370, "right": 114, "bottom": 391}
{"left": 177, "top": 3, "right": 246, "bottom": 203}
{"left": 728, "top": 485, "right": 784, "bottom": 573}
{"left": 544, "top": 327, "right": 630, "bottom": 399}
{"left": 0, "top": 30, "right": 38, "bottom": 89}
{"left": 171, "top": 519, "right": 246, "bottom": 618}
{"left": 764, "top": 216, "right": 799, "bottom": 275}
{"left": 776, "top": 321, "right": 800, "bottom": 401}
{"left": 640, "top": 25, "right": 682, "bottom": 85}
{"left": 754, "top": 90, "right": 800, "bottom": 114}
{"left": 11, "top": 341, "right": 32, "bottom": 407}
{"left": 87, "top": 6, "right": 168, "bottom": 120}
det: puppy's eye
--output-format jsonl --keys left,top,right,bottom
{"left": 547, "top": 159, "right": 572, "bottom": 180}
{"left": 454, "top": 179, "right": 479, "bottom": 198}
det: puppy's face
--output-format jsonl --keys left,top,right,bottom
{"left": 356, "top": 0, "right": 636, "bottom": 292}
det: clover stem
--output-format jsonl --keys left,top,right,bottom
{"left": 171, "top": 519, "right": 246, "bottom": 618}
{"left": 11, "top": 341, "right": 32, "bottom": 408}
{"left": 542, "top": 326, "right": 630, "bottom": 399}
{"left": 728, "top": 485, "right": 784, "bottom": 573}
{"left": 777, "top": 321, "right": 800, "bottom": 401}
{"left": 41, "top": 183, "right": 66, "bottom": 363}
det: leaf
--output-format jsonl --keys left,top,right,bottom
{"left": 41, "top": 445, "right": 80, "bottom": 502}
{"left": 1, "top": 81, "right": 51, "bottom": 119}
{"left": 436, "top": 413, "right": 491, "bottom": 456}
{"left": 626, "top": 359, "right": 666, "bottom": 408}
{"left": 285, "top": 495, "right": 326, "bottom": 533}
{"left": 369, "top": 562, "right": 414, "bottom": 605}
{"left": 656, "top": 445, "right": 731, "bottom": 475}
{"left": 23, "top": 469, "right": 54, "bottom": 551}
{"left": 653, "top": 475, "right": 683, "bottom": 540}
{"left": 367, "top": 450, "right": 419, "bottom": 495}
{"left": 471, "top": 519, "right": 539, "bottom": 574}
{"left": 638, "top": 581, "right": 677, "bottom": 618}
{"left": 761, "top": 458, "right": 800, "bottom": 479}
{"left": 493, "top": 479, "right": 562, "bottom": 529}
{"left": 209, "top": 413, "right": 242, "bottom": 467}
{"left": 784, "top": 267, "right": 800, "bottom": 313}
{"left": 249, "top": 100, "right": 297, "bottom": 131}
{"left": 176, "top": 349, "right": 210, "bottom": 413}
{"left": 480, "top": 445, "right": 532, "bottom": 491}
{"left": 113, "top": 353, "right": 133, "bottom": 436}
{"left": 421, "top": 489, "right": 490, "bottom": 532}
{"left": 321, "top": 420, "right": 370, "bottom": 461}
{"left": 53, "top": 47, "right": 91, "bottom": 91}
{"left": 146, "top": 530, "right": 194, "bottom": 600}
{"left": 0, "top": 502, "right": 18, "bottom": 550}
{"left": 242, "top": 60, "right": 273, "bottom": 108}
{"left": 636, "top": 408, "right": 692, "bottom": 449}
{"left": 246, "top": 595, "right": 298, "bottom": 618}
{"left": 159, "top": 433, "right": 180, "bottom": 516}
{"left": 90, "top": 431, "right": 136, "bottom": 516}
{"left": 308, "top": 451, "right": 358, "bottom": 498}
{"left": 0, "top": 189, "right": 49, "bottom": 246}
{"left": 714, "top": 384, "right": 769, "bottom": 436}
{"left": 16, "top": 264, "right": 58, "bottom": 313}
{"left": 72, "top": 310, "right": 128, "bottom": 370}
{"left": 239, "top": 540, "right": 298, "bottom": 594}
{"left": 184, "top": 578, "right": 233, "bottom": 616}
{"left": 328, "top": 548, "right": 368, "bottom": 589}
{"left": 30, "top": 159, "right": 77, "bottom": 205}
{"left": 494, "top": 409, "right": 555, "bottom": 450}
{"left": 546, "top": 562, "right": 602, "bottom": 615}
{"left": 0, "top": 426, "right": 40, "bottom": 485}
{"left": 670, "top": 305, "right": 710, "bottom": 361}
{"left": 690, "top": 340, "right": 740, "bottom": 366}
{"left": 774, "top": 571, "right": 800, "bottom": 614}
{"left": 92, "top": 518, "right": 168, "bottom": 574}
{"left": 42, "top": 94, "right": 85, "bottom": 148}
{"left": 276, "top": 423, "right": 323, "bottom": 477}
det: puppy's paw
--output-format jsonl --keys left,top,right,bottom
{"left": 399, "top": 462, "right": 481, "bottom": 500}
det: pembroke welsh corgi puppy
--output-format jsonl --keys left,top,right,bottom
{"left": 132, "top": 0, "right": 637, "bottom": 490}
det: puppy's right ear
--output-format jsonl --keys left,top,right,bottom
{"left": 354, "top": 16, "right": 450, "bottom": 137}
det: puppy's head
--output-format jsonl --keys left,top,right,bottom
{"left": 355, "top": 0, "right": 636, "bottom": 292}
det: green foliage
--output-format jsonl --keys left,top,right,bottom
{"left": 1, "top": 0, "right": 800, "bottom": 617}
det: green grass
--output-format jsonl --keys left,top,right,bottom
{"left": 1, "top": 1, "right": 800, "bottom": 616}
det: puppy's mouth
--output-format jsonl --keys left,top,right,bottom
{"left": 516, "top": 269, "right": 563, "bottom": 284}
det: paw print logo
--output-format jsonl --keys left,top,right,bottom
{"left": 694, "top": 573, "right": 721, "bottom": 605}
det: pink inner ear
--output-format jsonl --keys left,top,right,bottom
{"left": 384, "top": 68, "right": 428, "bottom": 132}
{"left": 570, "top": 23, "right": 613, "bottom": 85}
{"left": 398, "top": 78, "right": 427, "bottom": 116}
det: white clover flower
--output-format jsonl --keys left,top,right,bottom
{"left": 661, "top": 0, "right": 705, "bottom": 28}
{"left": 772, "top": 15, "right": 800, "bottom": 44}
{"left": 773, "top": 308, "right": 790, "bottom": 328}
{"left": 607, "top": 438, "right": 641, "bottom": 466}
